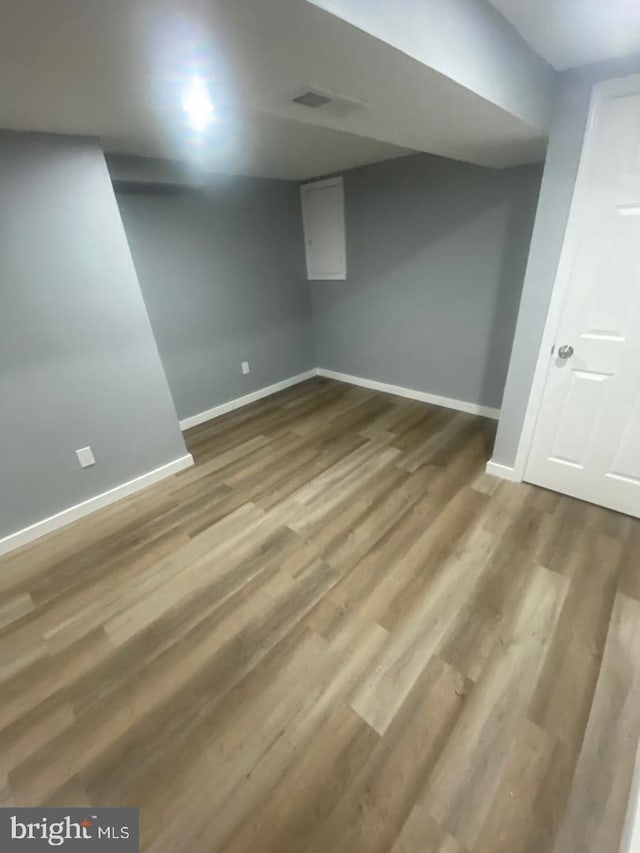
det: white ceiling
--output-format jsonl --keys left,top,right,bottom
{"left": 0, "top": 0, "right": 547, "bottom": 180}
{"left": 487, "top": 0, "right": 640, "bottom": 70}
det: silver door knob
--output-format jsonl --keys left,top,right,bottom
{"left": 558, "top": 345, "right": 574, "bottom": 359}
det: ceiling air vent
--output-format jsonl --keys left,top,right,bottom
{"left": 293, "top": 89, "right": 332, "bottom": 108}
{"left": 291, "top": 86, "right": 367, "bottom": 117}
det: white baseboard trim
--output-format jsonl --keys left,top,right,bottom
{"left": 0, "top": 454, "right": 194, "bottom": 558}
{"left": 485, "top": 459, "right": 521, "bottom": 482}
{"left": 179, "top": 369, "right": 318, "bottom": 431}
{"left": 316, "top": 368, "right": 501, "bottom": 420}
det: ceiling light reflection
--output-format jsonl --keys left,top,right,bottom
{"left": 182, "top": 76, "right": 215, "bottom": 132}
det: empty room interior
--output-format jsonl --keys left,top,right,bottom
{"left": 2, "top": 1, "right": 640, "bottom": 851}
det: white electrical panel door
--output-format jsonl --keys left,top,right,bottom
{"left": 300, "top": 177, "right": 346, "bottom": 280}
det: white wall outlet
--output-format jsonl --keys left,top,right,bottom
{"left": 241, "top": 361, "right": 250, "bottom": 375}
{"left": 76, "top": 446, "right": 96, "bottom": 468}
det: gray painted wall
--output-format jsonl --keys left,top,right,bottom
{"left": 115, "top": 167, "right": 314, "bottom": 422}
{"left": 492, "top": 52, "right": 640, "bottom": 468}
{"left": 0, "top": 133, "right": 187, "bottom": 541}
{"left": 311, "top": 154, "right": 542, "bottom": 410}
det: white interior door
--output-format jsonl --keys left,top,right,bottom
{"left": 525, "top": 75, "right": 640, "bottom": 518}
{"left": 300, "top": 177, "right": 346, "bottom": 280}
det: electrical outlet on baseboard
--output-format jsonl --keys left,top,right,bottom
{"left": 76, "top": 446, "right": 96, "bottom": 468}
{"left": 241, "top": 361, "right": 250, "bottom": 375}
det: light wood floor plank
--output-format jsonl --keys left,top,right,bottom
{"left": 552, "top": 592, "right": 640, "bottom": 853}
{"left": 424, "top": 564, "right": 569, "bottom": 850}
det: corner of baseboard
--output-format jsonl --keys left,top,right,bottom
{"left": 316, "top": 367, "right": 500, "bottom": 420}
{"left": 176, "top": 453, "right": 195, "bottom": 472}
{"left": 485, "top": 459, "right": 520, "bottom": 482}
{"left": 179, "top": 369, "right": 318, "bottom": 431}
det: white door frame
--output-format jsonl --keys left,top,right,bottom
{"left": 510, "top": 73, "right": 640, "bottom": 483}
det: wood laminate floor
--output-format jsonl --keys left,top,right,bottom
{"left": 1, "top": 377, "right": 639, "bottom": 852}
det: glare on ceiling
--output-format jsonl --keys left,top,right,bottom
{"left": 182, "top": 77, "right": 215, "bottom": 132}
